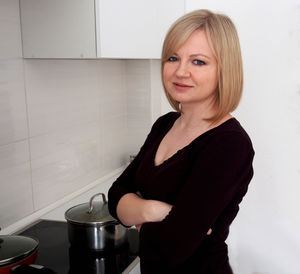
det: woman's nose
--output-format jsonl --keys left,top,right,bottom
{"left": 175, "top": 61, "right": 190, "bottom": 78}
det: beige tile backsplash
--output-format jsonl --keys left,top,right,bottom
{"left": 0, "top": 59, "right": 28, "bottom": 145}
{"left": 0, "top": 141, "right": 33, "bottom": 228}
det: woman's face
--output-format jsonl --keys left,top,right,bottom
{"left": 163, "top": 29, "right": 218, "bottom": 109}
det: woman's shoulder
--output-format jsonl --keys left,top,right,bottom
{"left": 154, "top": 111, "right": 180, "bottom": 124}
{"left": 217, "top": 118, "right": 252, "bottom": 142}
{"left": 151, "top": 111, "right": 180, "bottom": 131}
{"left": 198, "top": 117, "right": 254, "bottom": 155}
{"left": 221, "top": 118, "right": 254, "bottom": 155}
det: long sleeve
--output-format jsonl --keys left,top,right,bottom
{"left": 139, "top": 131, "right": 254, "bottom": 267}
{"left": 107, "top": 146, "right": 145, "bottom": 224}
{"left": 108, "top": 112, "right": 178, "bottom": 224}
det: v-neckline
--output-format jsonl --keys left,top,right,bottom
{"left": 152, "top": 113, "right": 235, "bottom": 168}
{"left": 152, "top": 113, "right": 180, "bottom": 168}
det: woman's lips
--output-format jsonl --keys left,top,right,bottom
{"left": 173, "top": 82, "right": 193, "bottom": 91}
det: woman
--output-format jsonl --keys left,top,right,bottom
{"left": 108, "top": 9, "right": 254, "bottom": 274}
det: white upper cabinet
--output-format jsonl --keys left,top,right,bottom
{"left": 20, "top": 0, "right": 97, "bottom": 58}
{"left": 20, "top": 0, "right": 184, "bottom": 59}
{"left": 97, "top": 0, "right": 184, "bottom": 59}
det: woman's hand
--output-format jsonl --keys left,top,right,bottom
{"left": 145, "top": 200, "right": 173, "bottom": 222}
{"left": 134, "top": 200, "right": 172, "bottom": 232}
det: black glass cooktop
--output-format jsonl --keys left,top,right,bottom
{"left": 18, "top": 220, "right": 139, "bottom": 274}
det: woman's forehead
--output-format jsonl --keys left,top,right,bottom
{"left": 171, "top": 30, "right": 216, "bottom": 59}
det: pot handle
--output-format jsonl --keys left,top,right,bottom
{"left": 88, "top": 193, "right": 107, "bottom": 214}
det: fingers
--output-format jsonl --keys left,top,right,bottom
{"left": 207, "top": 228, "right": 212, "bottom": 235}
{"left": 136, "top": 224, "right": 142, "bottom": 232}
{"left": 148, "top": 200, "right": 173, "bottom": 222}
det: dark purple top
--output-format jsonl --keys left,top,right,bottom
{"left": 108, "top": 112, "right": 254, "bottom": 274}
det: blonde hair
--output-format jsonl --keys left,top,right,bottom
{"left": 161, "top": 9, "right": 243, "bottom": 122}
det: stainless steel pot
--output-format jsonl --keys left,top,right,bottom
{"left": 65, "top": 193, "right": 128, "bottom": 251}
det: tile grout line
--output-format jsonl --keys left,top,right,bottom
{"left": 21, "top": 58, "right": 36, "bottom": 211}
{"left": 19, "top": 0, "right": 36, "bottom": 212}
{"left": 0, "top": 138, "right": 28, "bottom": 149}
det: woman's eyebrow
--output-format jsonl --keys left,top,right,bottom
{"left": 172, "top": 52, "right": 211, "bottom": 60}
{"left": 190, "top": 53, "right": 210, "bottom": 59}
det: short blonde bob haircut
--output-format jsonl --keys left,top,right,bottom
{"left": 161, "top": 9, "right": 243, "bottom": 123}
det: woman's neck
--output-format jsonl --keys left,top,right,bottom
{"left": 177, "top": 103, "right": 231, "bottom": 132}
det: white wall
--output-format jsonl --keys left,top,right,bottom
{"left": 184, "top": 1, "right": 300, "bottom": 274}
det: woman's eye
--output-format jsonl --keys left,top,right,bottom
{"left": 168, "top": 56, "right": 178, "bottom": 62}
{"left": 193, "top": 59, "right": 206, "bottom": 66}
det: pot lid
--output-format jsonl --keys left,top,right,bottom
{"left": 0, "top": 235, "right": 38, "bottom": 266}
{"left": 65, "top": 193, "right": 117, "bottom": 225}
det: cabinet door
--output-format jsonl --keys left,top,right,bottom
{"left": 97, "top": 0, "right": 184, "bottom": 59}
{"left": 20, "top": 0, "right": 96, "bottom": 58}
